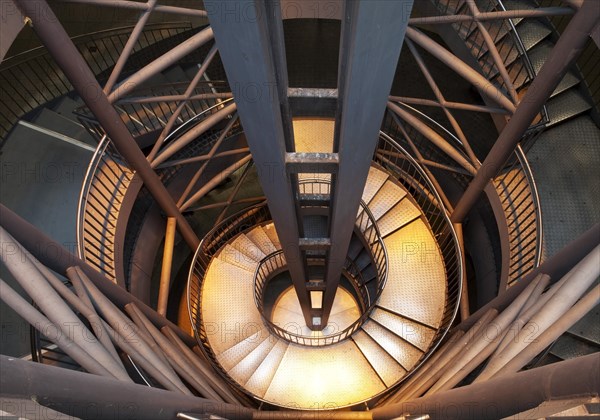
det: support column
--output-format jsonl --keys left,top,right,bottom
{"left": 451, "top": 0, "right": 600, "bottom": 223}
{"left": 0, "top": 203, "right": 196, "bottom": 348}
{"left": 12, "top": 0, "right": 200, "bottom": 250}
{"left": 205, "top": 0, "right": 313, "bottom": 325}
{"left": 0, "top": 355, "right": 252, "bottom": 420}
{"left": 321, "top": 0, "right": 413, "bottom": 325}
{"left": 371, "top": 353, "right": 600, "bottom": 420}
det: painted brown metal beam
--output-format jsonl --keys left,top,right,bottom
{"left": 321, "top": 0, "right": 414, "bottom": 326}
{"left": 0, "top": 355, "right": 252, "bottom": 420}
{"left": 205, "top": 0, "right": 313, "bottom": 326}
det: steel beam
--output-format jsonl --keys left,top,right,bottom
{"left": 371, "top": 353, "right": 600, "bottom": 420}
{"left": 451, "top": 0, "right": 600, "bottom": 223}
{"left": 0, "top": 356, "right": 252, "bottom": 420}
{"left": 0, "top": 203, "right": 197, "bottom": 348}
{"left": 454, "top": 223, "right": 599, "bottom": 332}
{"left": 320, "top": 0, "right": 413, "bottom": 325}
{"left": 12, "top": 0, "right": 200, "bottom": 250}
{"left": 205, "top": 0, "right": 313, "bottom": 325}
{"left": 56, "top": 0, "right": 208, "bottom": 17}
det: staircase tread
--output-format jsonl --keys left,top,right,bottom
{"left": 229, "top": 333, "right": 279, "bottom": 385}
{"left": 245, "top": 340, "right": 289, "bottom": 398}
{"left": 218, "top": 327, "right": 269, "bottom": 371}
{"left": 378, "top": 219, "right": 446, "bottom": 327}
{"left": 246, "top": 225, "right": 278, "bottom": 255}
{"left": 364, "top": 180, "right": 406, "bottom": 221}
{"left": 550, "top": 334, "right": 599, "bottom": 361}
{"left": 200, "top": 258, "right": 263, "bottom": 354}
{"left": 229, "top": 233, "right": 267, "bottom": 263}
{"left": 527, "top": 41, "right": 582, "bottom": 96}
{"left": 352, "top": 329, "right": 406, "bottom": 387}
{"left": 218, "top": 244, "right": 259, "bottom": 272}
{"left": 546, "top": 89, "right": 593, "bottom": 126}
{"left": 362, "top": 320, "right": 424, "bottom": 371}
{"left": 362, "top": 166, "right": 389, "bottom": 204}
{"left": 292, "top": 118, "right": 335, "bottom": 153}
{"left": 375, "top": 197, "right": 422, "bottom": 238}
{"left": 264, "top": 340, "right": 385, "bottom": 407}
{"left": 262, "top": 223, "right": 281, "bottom": 249}
{"left": 370, "top": 307, "right": 436, "bottom": 352}
{"left": 514, "top": 19, "right": 552, "bottom": 52}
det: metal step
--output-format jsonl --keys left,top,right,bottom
{"left": 364, "top": 180, "right": 406, "bottom": 222}
{"left": 217, "top": 327, "right": 269, "bottom": 371}
{"left": 218, "top": 244, "right": 259, "bottom": 272}
{"left": 292, "top": 118, "right": 335, "bottom": 153}
{"left": 527, "top": 41, "right": 582, "bottom": 96}
{"left": 482, "top": 19, "right": 552, "bottom": 76}
{"left": 373, "top": 197, "right": 422, "bottom": 238}
{"left": 245, "top": 340, "right": 289, "bottom": 398}
{"left": 550, "top": 334, "right": 599, "bottom": 361}
{"left": 370, "top": 307, "right": 436, "bottom": 352}
{"left": 199, "top": 258, "right": 263, "bottom": 355}
{"left": 327, "top": 307, "right": 360, "bottom": 332}
{"left": 546, "top": 88, "right": 593, "bottom": 126}
{"left": 262, "top": 223, "right": 281, "bottom": 249}
{"left": 362, "top": 320, "right": 424, "bottom": 372}
{"left": 361, "top": 165, "right": 389, "bottom": 204}
{"left": 347, "top": 235, "right": 364, "bottom": 261}
{"left": 567, "top": 307, "right": 600, "bottom": 348}
{"left": 31, "top": 108, "right": 97, "bottom": 146}
{"left": 246, "top": 225, "right": 278, "bottom": 256}
{"left": 352, "top": 329, "right": 406, "bottom": 387}
{"left": 263, "top": 340, "right": 385, "bottom": 407}
{"left": 229, "top": 233, "right": 267, "bottom": 263}
{"left": 378, "top": 219, "right": 447, "bottom": 327}
{"left": 228, "top": 333, "right": 279, "bottom": 385}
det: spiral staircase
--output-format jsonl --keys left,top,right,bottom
{"left": 1, "top": 0, "right": 599, "bottom": 419}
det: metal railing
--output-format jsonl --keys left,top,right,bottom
{"left": 75, "top": 83, "right": 233, "bottom": 142}
{"left": 186, "top": 203, "right": 271, "bottom": 397}
{"left": 430, "top": 0, "right": 549, "bottom": 127}
{"left": 250, "top": 193, "right": 387, "bottom": 347}
{"left": 538, "top": 0, "right": 599, "bottom": 110}
{"left": 0, "top": 22, "right": 194, "bottom": 142}
{"left": 494, "top": 144, "right": 543, "bottom": 288}
{"left": 78, "top": 101, "right": 240, "bottom": 288}
{"left": 375, "top": 133, "right": 463, "bottom": 359}
{"left": 383, "top": 104, "right": 543, "bottom": 289}
{"left": 253, "top": 251, "right": 373, "bottom": 347}
{"left": 77, "top": 135, "right": 134, "bottom": 284}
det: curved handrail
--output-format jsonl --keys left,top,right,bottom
{"left": 76, "top": 135, "right": 134, "bottom": 283}
{"left": 494, "top": 144, "right": 544, "bottom": 288}
{"left": 496, "top": 0, "right": 549, "bottom": 128}
{"left": 375, "top": 131, "right": 463, "bottom": 368}
{"left": 77, "top": 97, "right": 239, "bottom": 286}
{"left": 0, "top": 22, "right": 194, "bottom": 141}
{"left": 253, "top": 251, "right": 373, "bottom": 347}
{"left": 251, "top": 190, "right": 387, "bottom": 346}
